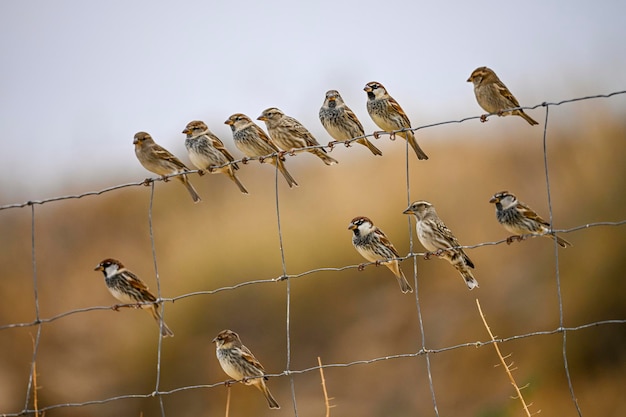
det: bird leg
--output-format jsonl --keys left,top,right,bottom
{"left": 241, "top": 157, "right": 250, "bottom": 165}
{"left": 141, "top": 178, "right": 153, "bottom": 186}
{"left": 506, "top": 235, "right": 525, "bottom": 245}
{"left": 373, "top": 131, "right": 383, "bottom": 139}
{"left": 389, "top": 131, "right": 396, "bottom": 141}
{"left": 357, "top": 263, "right": 367, "bottom": 271}
{"left": 480, "top": 114, "right": 489, "bottom": 123}
{"left": 160, "top": 175, "right": 170, "bottom": 183}
{"left": 288, "top": 148, "right": 298, "bottom": 156}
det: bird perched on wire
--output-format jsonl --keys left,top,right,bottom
{"left": 363, "top": 81, "right": 429, "bottom": 160}
{"left": 225, "top": 113, "right": 298, "bottom": 188}
{"left": 212, "top": 329, "right": 280, "bottom": 409}
{"left": 403, "top": 201, "right": 479, "bottom": 290}
{"left": 467, "top": 66, "right": 538, "bottom": 125}
{"left": 183, "top": 120, "right": 249, "bottom": 194}
{"left": 349, "top": 216, "right": 413, "bottom": 294}
{"left": 257, "top": 107, "right": 339, "bottom": 166}
{"left": 489, "top": 191, "right": 572, "bottom": 247}
{"left": 319, "top": 89, "right": 383, "bottom": 156}
{"left": 133, "top": 132, "right": 201, "bottom": 203}
{"left": 94, "top": 258, "right": 174, "bottom": 337}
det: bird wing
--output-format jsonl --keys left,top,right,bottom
{"left": 375, "top": 229, "right": 401, "bottom": 258}
{"left": 152, "top": 145, "right": 189, "bottom": 171}
{"left": 495, "top": 80, "right": 521, "bottom": 107}
{"left": 285, "top": 117, "right": 321, "bottom": 147}
{"left": 120, "top": 270, "right": 157, "bottom": 302}
{"left": 518, "top": 202, "right": 551, "bottom": 227}
{"left": 388, "top": 97, "right": 412, "bottom": 128}
{"left": 344, "top": 107, "right": 365, "bottom": 135}
{"left": 240, "top": 346, "right": 265, "bottom": 372}
{"left": 255, "top": 125, "right": 281, "bottom": 152}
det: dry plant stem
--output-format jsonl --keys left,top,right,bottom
{"left": 30, "top": 334, "right": 39, "bottom": 417}
{"left": 225, "top": 384, "right": 231, "bottom": 417}
{"left": 476, "top": 299, "right": 533, "bottom": 417}
{"left": 318, "top": 357, "right": 331, "bottom": 417}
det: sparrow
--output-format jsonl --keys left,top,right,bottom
{"left": 257, "top": 107, "right": 339, "bottom": 166}
{"left": 349, "top": 216, "right": 413, "bottom": 293}
{"left": 94, "top": 258, "right": 174, "bottom": 337}
{"left": 403, "top": 201, "right": 479, "bottom": 290}
{"left": 224, "top": 113, "right": 298, "bottom": 188}
{"left": 182, "top": 120, "right": 249, "bottom": 194}
{"left": 133, "top": 132, "right": 201, "bottom": 203}
{"left": 467, "top": 66, "right": 538, "bottom": 125}
{"left": 489, "top": 191, "right": 572, "bottom": 247}
{"left": 363, "top": 81, "right": 429, "bottom": 160}
{"left": 319, "top": 89, "right": 383, "bottom": 156}
{"left": 213, "top": 329, "right": 280, "bottom": 409}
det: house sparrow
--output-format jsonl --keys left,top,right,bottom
{"left": 182, "top": 120, "right": 249, "bottom": 194}
{"left": 403, "top": 201, "right": 479, "bottom": 290}
{"left": 133, "top": 132, "right": 201, "bottom": 203}
{"left": 363, "top": 81, "right": 429, "bottom": 160}
{"left": 224, "top": 114, "right": 298, "bottom": 188}
{"left": 467, "top": 66, "right": 538, "bottom": 125}
{"left": 319, "top": 90, "right": 383, "bottom": 156}
{"left": 349, "top": 216, "right": 413, "bottom": 293}
{"left": 257, "top": 107, "right": 339, "bottom": 166}
{"left": 489, "top": 191, "right": 572, "bottom": 248}
{"left": 94, "top": 258, "right": 174, "bottom": 337}
{"left": 212, "top": 329, "right": 280, "bottom": 409}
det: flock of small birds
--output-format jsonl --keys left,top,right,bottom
{"left": 94, "top": 66, "right": 571, "bottom": 409}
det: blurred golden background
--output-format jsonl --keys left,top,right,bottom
{"left": 0, "top": 103, "right": 625, "bottom": 417}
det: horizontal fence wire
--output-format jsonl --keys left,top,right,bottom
{"left": 1, "top": 90, "right": 625, "bottom": 417}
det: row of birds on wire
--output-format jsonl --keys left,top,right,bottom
{"left": 96, "top": 67, "right": 557, "bottom": 409}
{"left": 133, "top": 66, "right": 540, "bottom": 202}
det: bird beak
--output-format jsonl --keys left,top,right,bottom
{"left": 328, "top": 96, "right": 336, "bottom": 102}
{"left": 363, "top": 86, "right": 372, "bottom": 92}
{"left": 489, "top": 196, "right": 499, "bottom": 203}
{"left": 466, "top": 76, "right": 472, "bottom": 82}
{"left": 132, "top": 138, "right": 139, "bottom": 145}
{"left": 94, "top": 264, "right": 103, "bottom": 271}
{"left": 224, "top": 119, "right": 234, "bottom": 125}
{"left": 402, "top": 207, "right": 413, "bottom": 215}
{"left": 182, "top": 128, "right": 190, "bottom": 134}
{"left": 348, "top": 223, "right": 357, "bottom": 230}
{"left": 257, "top": 115, "right": 267, "bottom": 121}
{"left": 211, "top": 337, "right": 217, "bottom": 343}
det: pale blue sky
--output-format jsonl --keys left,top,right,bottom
{"left": 1, "top": 0, "right": 625, "bottom": 199}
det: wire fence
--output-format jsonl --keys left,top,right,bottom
{"left": 1, "top": 90, "right": 625, "bottom": 417}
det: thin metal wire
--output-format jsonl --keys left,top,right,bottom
{"left": 5, "top": 319, "right": 624, "bottom": 417}
{"left": 22, "top": 204, "right": 42, "bottom": 413}
{"left": 542, "top": 100, "right": 583, "bottom": 417}
{"left": 404, "top": 132, "right": 440, "bottom": 415}
{"left": 147, "top": 182, "right": 167, "bottom": 417}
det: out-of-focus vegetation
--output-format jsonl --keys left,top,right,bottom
{"left": 0, "top": 108, "right": 624, "bottom": 417}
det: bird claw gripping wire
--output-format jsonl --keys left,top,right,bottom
{"left": 241, "top": 157, "right": 250, "bottom": 165}
{"left": 357, "top": 263, "right": 367, "bottom": 271}
{"left": 480, "top": 114, "right": 489, "bottom": 123}
{"left": 506, "top": 235, "right": 525, "bottom": 245}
